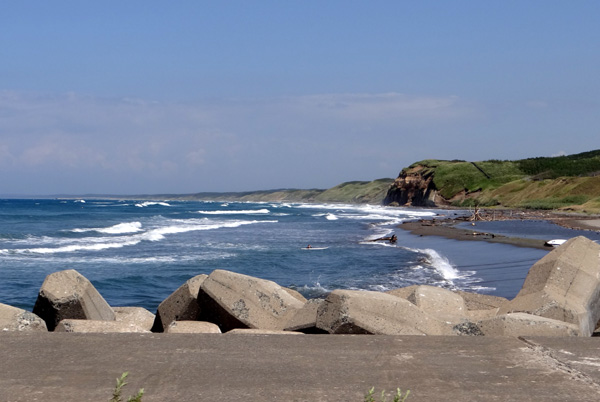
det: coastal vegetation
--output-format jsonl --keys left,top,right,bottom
{"left": 365, "top": 387, "right": 410, "bottom": 402}
{"left": 69, "top": 150, "right": 600, "bottom": 213}
{"left": 110, "top": 372, "right": 144, "bottom": 402}
{"left": 106, "top": 178, "right": 395, "bottom": 205}
{"left": 387, "top": 150, "right": 600, "bottom": 213}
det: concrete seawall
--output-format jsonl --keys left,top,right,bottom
{"left": 1, "top": 333, "right": 599, "bottom": 401}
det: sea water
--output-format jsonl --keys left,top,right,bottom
{"left": 0, "top": 199, "right": 555, "bottom": 311}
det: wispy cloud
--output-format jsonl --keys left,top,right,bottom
{"left": 286, "top": 93, "right": 472, "bottom": 120}
{"left": 0, "top": 90, "right": 479, "bottom": 193}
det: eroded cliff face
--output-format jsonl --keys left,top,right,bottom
{"left": 383, "top": 165, "right": 441, "bottom": 207}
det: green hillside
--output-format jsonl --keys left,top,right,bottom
{"left": 313, "top": 178, "right": 395, "bottom": 204}
{"left": 399, "top": 150, "right": 600, "bottom": 213}
{"left": 119, "top": 178, "right": 395, "bottom": 205}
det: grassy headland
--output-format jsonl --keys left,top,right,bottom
{"left": 387, "top": 150, "right": 600, "bottom": 213}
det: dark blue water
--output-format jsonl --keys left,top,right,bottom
{"left": 0, "top": 199, "right": 559, "bottom": 312}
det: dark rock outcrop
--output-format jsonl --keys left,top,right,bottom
{"left": 383, "top": 165, "right": 439, "bottom": 206}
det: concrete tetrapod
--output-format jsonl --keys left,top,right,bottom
{"left": 166, "top": 321, "right": 221, "bottom": 334}
{"left": 391, "top": 284, "right": 469, "bottom": 325}
{"left": 114, "top": 307, "right": 155, "bottom": 332}
{"left": 283, "top": 298, "right": 328, "bottom": 334}
{"left": 0, "top": 302, "right": 47, "bottom": 332}
{"left": 151, "top": 274, "right": 207, "bottom": 332}
{"left": 197, "top": 269, "right": 305, "bottom": 332}
{"left": 498, "top": 236, "right": 600, "bottom": 336}
{"left": 54, "top": 319, "right": 150, "bottom": 333}
{"left": 316, "top": 289, "right": 455, "bottom": 335}
{"left": 477, "top": 313, "right": 580, "bottom": 337}
{"left": 32, "top": 269, "right": 115, "bottom": 331}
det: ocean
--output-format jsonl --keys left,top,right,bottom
{"left": 1, "top": 198, "right": 588, "bottom": 312}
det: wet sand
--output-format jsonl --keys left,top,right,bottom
{"left": 400, "top": 209, "right": 600, "bottom": 250}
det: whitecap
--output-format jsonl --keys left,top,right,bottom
{"left": 71, "top": 222, "right": 143, "bottom": 234}
{"left": 422, "top": 248, "right": 460, "bottom": 280}
{"left": 404, "top": 247, "right": 460, "bottom": 281}
{"left": 197, "top": 209, "right": 270, "bottom": 215}
{"left": 1, "top": 219, "right": 278, "bottom": 255}
{"left": 135, "top": 201, "right": 171, "bottom": 207}
{"left": 325, "top": 213, "right": 338, "bottom": 221}
{"left": 3, "top": 238, "right": 141, "bottom": 255}
{"left": 142, "top": 219, "right": 278, "bottom": 242}
{"left": 293, "top": 282, "right": 331, "bottom": 298}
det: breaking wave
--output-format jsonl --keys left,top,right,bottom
{"left": 135, "top": 201, "right": 171, "bottom": 207}
{"left": 71, "top": 222, "right": 143, "bottom": 234}
{"left": 0, "top": 218, "right": 277, "bottom": 255}
{"left": 197, "top": 209, "right": 270, "bottom": 215}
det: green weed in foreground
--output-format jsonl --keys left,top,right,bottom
{"left": 364, "top": 387, "right": 410, "bottom": 402}
{"left": 111, "top": 372, "right": 144, "bottom": 402}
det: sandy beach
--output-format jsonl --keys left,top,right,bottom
{"left": 400, "top": 209, "right": 600, "bottom": 249}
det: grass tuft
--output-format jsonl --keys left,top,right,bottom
{"left": 110, "top": 372, "right": 144, "bottom": 402}
{"left": 364, "top": 386, "right": 410, "bottom": 402}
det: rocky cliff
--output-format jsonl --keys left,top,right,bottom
{"left": 383, "top": 165, "right": 440, "bottom": 207}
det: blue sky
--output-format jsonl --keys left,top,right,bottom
{"left": 1, "top": 1, "right": 599, "bottom": 194}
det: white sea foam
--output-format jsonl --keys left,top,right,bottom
{"left": 423, "top": 248, "right": 459, "bottom": 280}
{"left": 0, "top": 218, "right": 277, "bottom": 255}
{"left": 295, "top": 203, "right": 436, "bottom": 226}
{"left": 71, "top": 222, "right": 143, "bottom": 234}
{"left": 22, "top": 252, "right": 237, "bottom": 265}
{"left": 197, "top": 208, "right": 270, "bottom": 215}
{"left": 404, "top": 247, "right": 460, "bottom": 281}
{"left": 135, "top": 201, "right": 171, "bottom": 207}
{"left": 294, "top": 282, "right": 331, "bottom": 297}
{"left": 325, "top": 213, "right": 338, "bottom": 220}
{"left": 4, "top": 238, "right": 141, "bottom": 254}
{"left": 360, "top": 240, "right": 396, "bottom": 248}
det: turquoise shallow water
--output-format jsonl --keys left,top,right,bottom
{"left": 0, "top": 199, "right": 556, "bottom": 311}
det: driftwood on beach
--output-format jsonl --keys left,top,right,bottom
{"left": 2, "top": 236, "right": 600, "bottom": 337}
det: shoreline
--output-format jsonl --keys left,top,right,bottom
{"left": 399, "top": 209, "right": 600, "bottom": 250}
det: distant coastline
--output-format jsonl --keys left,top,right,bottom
{"left": 1, "top": 178, "right": 395, "bottom": 205}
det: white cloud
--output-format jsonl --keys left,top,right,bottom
{"left": 287, "top": 93, "right": 471, "bottom": 120}
{"left": 18, "top": 134, "right": 107, "bottom": 168}
{"left": 185, "top": 149, "right": 206, "bottom": 166}
{"left": 0, "top": 90, "right": 482, "bottom": 193}
{"left": 0, "top": 143, "right": 15, "bottom": 166}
